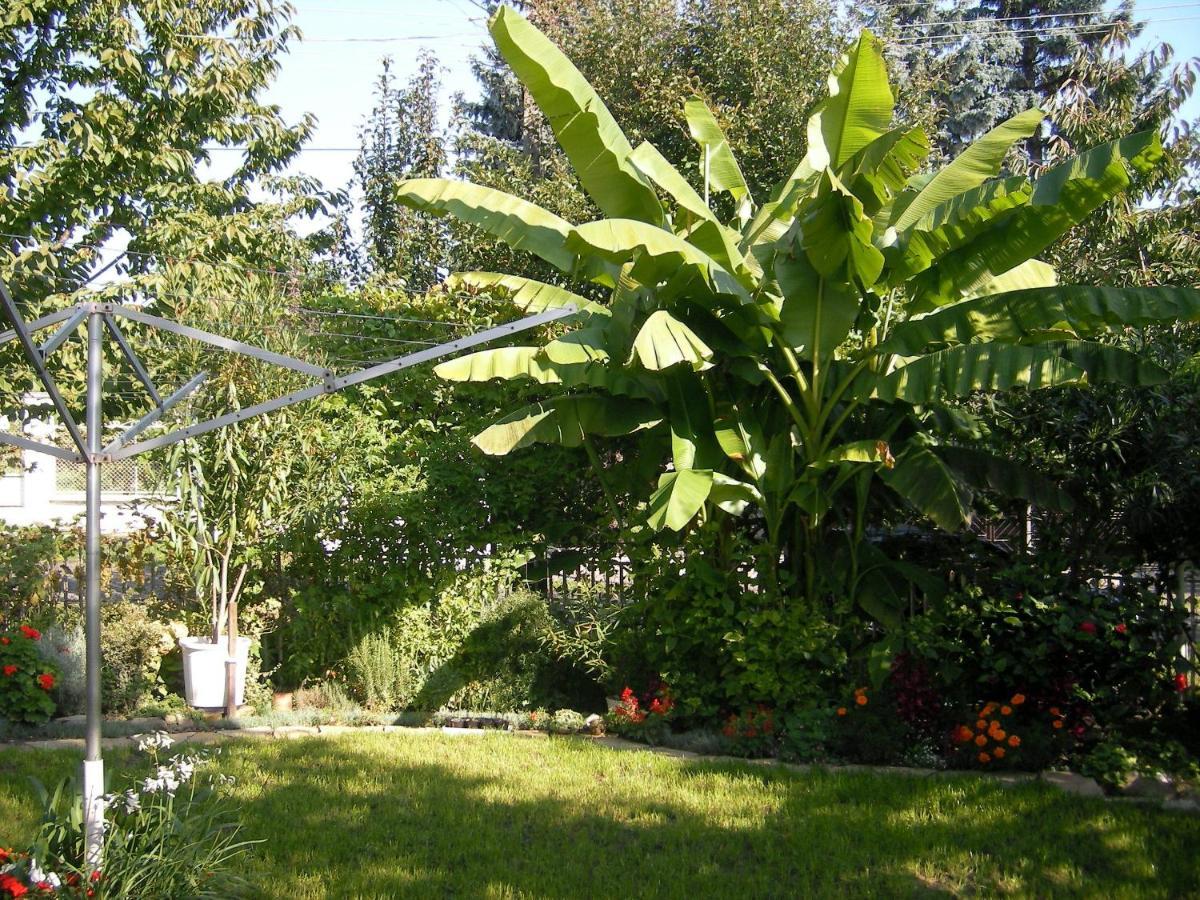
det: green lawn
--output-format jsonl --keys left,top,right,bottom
{"left": 0, "top": 733, "right": 1196, "bottom": 898}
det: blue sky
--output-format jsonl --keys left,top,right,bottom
{"left": 238, "top": 0, "right": 1200, "bottom": 194}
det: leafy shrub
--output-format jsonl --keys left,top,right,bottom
{"left": 1079, "top": 740, "right": 1140, "bottom": 790}
{"left": 605, "top": 685, "right": 674, "bottom": 744}
{"left": 946, "top": 694, "right": 1070, "bottom": 771}
{"left": 721, "top": 706, "right": 778, "bottom": 757}
{"left": 778, "top": 707, "right": 836, "bottom": 763}
{"left": 37, "top": 624, "right": 86, "bottom": 717}
{"left": 830, "top": 685, "right": 912, "bottom": 765}
{"left": 344, "top": 627, "right": 413, "bottom": 712}
{"left": 17, "top": 732, "right": 256, "bottom": 897}
{"left": 624, "top": 528, "right": 844, "bottom": 722}
{"left": 97, "top": 602, "right": 172, "bottom": 716}
{"left": 549, "top": 709, "right": 586, "bottom": 734}
{"left": 0, "top": 625, "right": 58, "bottom": 724}
{"left": 903, "top": 573, "right": 1188, "bottom": 731}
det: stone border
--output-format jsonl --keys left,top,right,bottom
{"left": 3, "top": 724, "right": 1195, "bottom": 813}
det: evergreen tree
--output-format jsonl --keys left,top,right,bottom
{"left": 354, "top": 52, "right": 449, "bottom": 288}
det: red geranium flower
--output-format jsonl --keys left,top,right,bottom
{"left": 0, "top": 872, "right": 28, "bottom": 897}
{"left": 1114, "top": 623, "right": 1128, "bottom": 634}
{"left": 37, "top": 673, "right": 54, "bottom": 691}
{"left": 1078, "top": 621, "right": 1097, "bottom": 635}
{"left": 2, "top": 666, "right": 17, "bottom": 677}
{"left": 1176, "top": 673, "right": 1189, "bottom": 692}
{"left": 0, "top": 637, "right": 9, "bottom": 645}
{"left": 19, "top": 626, "right": 39, "bottom": 641}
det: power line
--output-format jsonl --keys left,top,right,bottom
{"left": 888, "top": 16, "right": 1199, "bottom": 45}
{"left": 886, "top": 1, "right": 1196, "bottom": 31}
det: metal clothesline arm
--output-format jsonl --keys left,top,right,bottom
{"left": 0, "top": 283, "right": 87, "bottom": 455}
{"left": 109, "top": 304, "right": 578, "bottom": 461}
{"left": 104, "top": 314, "right": 162, "bottom": 406}
{"left": 0, "top": 429, "right": 82, "bottom": 462}
{"left": 38, "top": 309, "right": 88, "bottom": 359}
{"left": 0, "top": 305, "right": 81, "bottom": 346}
{"left": 104, "top": 372, "right": 208, "bottom": 454}
{"left": 111, "top": 306, "right": 331, "bottom": 378}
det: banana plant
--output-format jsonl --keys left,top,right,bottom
{"left": 397, "top": 7, "right": 1200, "bottom": 615}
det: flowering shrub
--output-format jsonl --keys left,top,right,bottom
{"left": 0, "top": 625, "right": 58, "bottom": 724}
{"left": 831, "top": 685, "right": 912, "bottom": 764}
{"left": 606, "top": 685, "right": 674, "bottom": 743}
{"left": 949, "top": 694, "right": 1083, "bottom": 770}
{"left": 721, "top": 705, "right": 777, "bottom": 757}
{"left": 2, "top": 732, "right": 257, "bottom": 897}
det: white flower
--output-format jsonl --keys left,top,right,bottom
{"left": 122, "top": 790, "right": 141, "bottom": 814}
{"left": 28, "top": 858, "right": 44, "bottom": 884}
{"left": 135, "top": 731, "right": 174, "bottom": 754}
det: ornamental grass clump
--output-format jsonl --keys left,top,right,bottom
{"left": 0, "top": 625, "right": 58, "bottom": 725}
{"left": 5, "top": 732, "right": 259, "bottom": 898}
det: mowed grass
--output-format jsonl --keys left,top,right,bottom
{"left": 0, "top": 733, "right": 1196, "bottom": 898}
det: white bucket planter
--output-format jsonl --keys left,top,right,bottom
{"left": 179, "top": 636, "right": 251, "bottom": 709}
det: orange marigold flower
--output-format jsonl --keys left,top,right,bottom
{"left": 855, "top": 695, "right": 868, "bottom": 706}
{"left": 854, "top": 687, "right": 866, "bottom": 696}
{"left": 1011, "top": 694, "right": 1026, "bottom": 705}
{"left": 1008, "top": 735, "right": 1021, "bottom": 747}
{"left": 1000, "top": 705, "right": 1013, "bottom": 716}
{"left": 978, "top": 752, "right": 991, "bottom": 764}
{"left": 974, "top": 735, "right": 988, "bottom": 747}
{"left": 982, "top": 703, "right": 997, "bottom": 716}
{"left": 837, "top": 707, "right": 847, "bottom": 717}
{"left": 1049, "top": 707, "right": 1062, "bottom": 717}
{"left": 975, "top": 719, "right": 988, "bottom": 730}
{"left": 992, "top": 728, "right": 1006, "bottom": 741}
{"left": 953, "top": 726, "right": 973, "bottom": 745}
{"left": 1053, "top": 720, "right": 1064, "bottom": 729}
{"left": 993, "top": 747, "right": 1006, "bottom": 759}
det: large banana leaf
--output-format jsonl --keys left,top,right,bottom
{"left": 840, "top": 126, "right": 929, "bottom": 215}
{"left": 567, "top": 219, "right": 750, "bottom": 300}
{"left": 1051, "top": 341, "right": 1171, "bottom": 385}
{"left": 935, "top": 445, "right": 1073, "bottom": 511}
{"left": 631, "top": 310, "right": 714, "bottom": 371}
{"left": 741, "top": 158, "right": 819, "bottom": 248}
{"left": 881, "top": 284, "right": 1200, "bottom": 354}
{"left": 646, "top": 468, "right": 714, "bottom": 531}
{"left": 911, "top": 131, "right": 1163, "bottom": 306}
{"left": 395, "top": 180, "right": 577, "bottom": 273}
{"left": 872, "top": 344, "right": 1087, "bottom": 403}
{"left": 881, "top": 443, "right": 973, "bottom": 530}
{"left": 472, "top": 395, "right": 662, "bottom": 455}
{"left": 963, "top": 259, "right": 1057, "bottom": 299}
{"left": 775, "top": 251, "right": 862, "bottom": 361}
{"left": 891, "top": 109, "right": 1044, "bottom": 232}
{"left": 666, "top": 372, "right": 722, "bottom": 469}
{"left": 489, "top": 6, "right": 662, "bottom": 225}
{"left": 807, "top": 30, "right": 893, "bottom": 170}
{"left": 436, "top": 347, "right": 559, "bottom": 383}
{"left": 447, "top": 272, "right": 606, "bottom": 317}
{"left": 684, "top": 96, "right": 753, "bottom": 219}
{"left": 629, "top": 140, "right": 715, "bottom": 226}
{"left": 709, "top": 472, "right": 762, "bottom": 516}
{"left": 800, "top": 173, "right": 885, "bottom": 287}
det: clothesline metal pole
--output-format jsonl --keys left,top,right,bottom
{"left": 82, "top": 308, "right": 104, "bottom": 867}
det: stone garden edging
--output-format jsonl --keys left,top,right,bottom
{"left": 2, "top": 721, "right": 1196, "bottom": 814}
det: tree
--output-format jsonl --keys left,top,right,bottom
{"left": 398, "top": 8, "right": 1200, "bottom": 626}
{"left": 354, "top": 52, "right": 450, "bottom": 287}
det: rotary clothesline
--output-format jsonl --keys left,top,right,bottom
{"left": 0, "top": 273, "right": 576, "bottom": 863}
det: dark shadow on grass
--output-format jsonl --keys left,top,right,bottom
{"left": 213, "top": 736, "right": 1200, "bottom": 899}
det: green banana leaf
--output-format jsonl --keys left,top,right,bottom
{"left": 806, "top": 30, "right": 893, "bottom": 170}
{"left": 775, "top": 250, "right": 862, "bottom": 361}
{"left": 646, "top": 468, "right": 714, "bottom": 531}
{"left": 962, "top": 259, "right": 1057, "bottom": 299}
{"left": 709, "top": 473, "right": 763, "bottom": 516}
{"left": 567, "top": 219, "right": 750, "bottom": 300}
{"left": 891, "top": 109, "right": 1044, "bottom": 232}
{"left": 473, "top": 395, "right": 662, "bottom": 455}
{"left": 395, "top": 179, "right": 578, "bottom": 273}
{"left": 881, "top": 443, "right": 974, "bottom": 530}
{"left": 489, "top": 6, "right": 663, "bottom": 225}
{"left": 911, "top": 130, "right": 1163, "bottom": 306}
{"left": 935, "top": 445, "right": 1074, "bottom": 511}
{"left": 629, "top": 140, "right": 716, "bottom": 226}
{"left": 447, "top": 272, "right": 606, "bottom": 317}
{"left": 630, "top": 310, "right": 714, "bottom": 371}
{"left": 800, "top": 172, "right": 885, "bottom": 287}
{"left": 872, "top": 344, "right": 1087, "bottom": 403}
{"left": 435, "top": 347, "right": 559, "bottom": 383}
{"left": 881, "top": 284, "right": 1200, "bottom": 354}
{"left": 684, "top": 96, "right": 753, "bottom": 219}
{"left": 1050, "top": 341, "right": 1171, "bottom": 385}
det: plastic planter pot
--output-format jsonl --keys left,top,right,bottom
{"left": 179, "top": 636, "right": 251, "bottom": 709}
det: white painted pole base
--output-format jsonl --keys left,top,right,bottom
{"left": 81, "top": 758, "right": 105, "bottom": 869}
